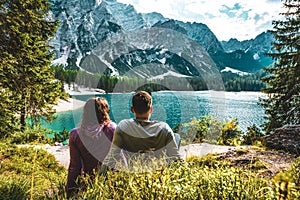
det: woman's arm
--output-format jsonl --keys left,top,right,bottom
{"left": 66, "top": 130, "right": 82, "bottom": 196}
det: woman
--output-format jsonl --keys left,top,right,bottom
{"left": 66, "top": 97, "right": 116, "bottom": 196}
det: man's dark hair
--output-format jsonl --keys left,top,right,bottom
{"left": 132, "top": 91, "right": 152, "bottom": 114}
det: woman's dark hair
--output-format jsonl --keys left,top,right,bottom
{"left": 81, "top": 97, "right": 111, "bottom": 127}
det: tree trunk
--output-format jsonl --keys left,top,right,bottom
{"left": 20, "top": 94, "right": 26, "bottom": 131}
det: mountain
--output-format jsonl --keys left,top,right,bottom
{"left": 49, "top": 0, "right": 274, "bottom": 78}
{"left": 153, "top": 20, "right": 224, "bottom": 55}
{"left": 220, "top": 31, "right": 274, "bottom": 72}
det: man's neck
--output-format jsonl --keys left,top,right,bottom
{"left": 135, "top": 116, "right": 150, "bottom": 120}
{"left": 135, "top": 114, "right": 150, "bottom": 120}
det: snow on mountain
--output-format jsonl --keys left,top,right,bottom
{"left": 142, "top": 12, "right": 167, "bottom": 27}
{"left": 221, "top": 67, "right": 251, "bottom": 76}
{"left": 48, "top": 0, "right": 274, "bottom": 78}
{"left": 149, "top": 70, "right": 191, "bottom": 80}
{"left": 52, "top": 46, "right": 69, "bottom": 66}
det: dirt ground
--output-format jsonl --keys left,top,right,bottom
{"left": 22, "top": 142, "right": 241, "bottom": 168}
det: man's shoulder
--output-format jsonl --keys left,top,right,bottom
{"left": 151, "top": 120, "right": 171, "bottom": 129}
{"left": 119, "top": 118, "right": 133, "bottom": 123}
{"left": 118, "top": 119, "right": 134, "bottom": 126}
{"left": 153, "top": 120, "right": 169, "bottom": 126}
{"left": 146, "top": 120, "right": 173, "bottom": 136}
{"left": 119, "top": 119, "right": 169, "bottom": 127}
{"left": 116, "top": 119, "right": 134, "bottom": 130}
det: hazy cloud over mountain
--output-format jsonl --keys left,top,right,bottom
{"left": 118, "top": 0, "right": 283, "bottom": 41}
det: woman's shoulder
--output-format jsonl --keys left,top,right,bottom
{"left": 69, "top": 127, "right": 80, "bottom": 140}
{"left": 70, "top": 127, "right": 80, "bottom": 134}
{"left": 103, "top": 121, "right": 117, "bottom": 131}
{"left": 108, "top": 121, "right": 117, "bottom": 128}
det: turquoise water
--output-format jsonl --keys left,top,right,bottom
{"left": 41, "top": 91, "right": 266, "bottom": 132}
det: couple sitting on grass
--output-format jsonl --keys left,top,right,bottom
{"left": 66, "top": 90, "right": 182, "bottom": 196}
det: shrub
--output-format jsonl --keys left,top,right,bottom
{"left": 182, "top": 116, "right": 222, "bottom": 144}
{"left": 182, "top": 117, "right": 208, "bottom": 143}
{"left": 181, "top": 116, "right": 243, "bottom": 145}
{"left": 8, "top": 126, "right": 69, "bottom": 145}
{"left": 217, "top": 118, "right": 242, "bottom": 146}
{"left": 242, "top": 124, "right": 264, "bottom": 145}
{"left": 9, "top": 127, "right": 53, "bottom": 144}
{"left": 272, "top": 156, "right": 300, "bottom": 200}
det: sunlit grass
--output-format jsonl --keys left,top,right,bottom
{"left": 0, "top": 140, "right": 299, "bottom": 200}
{"left": 60, "top": 154, "right": 299, "bottom": 200}
{"left": 0, "top": 141, "right": 67, "bottom": 199}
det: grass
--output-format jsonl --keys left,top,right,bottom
{"left": 0, "top": 141, "right": 67, "bottom": 200}
{"left": 65, "top": 157, "right": 299, "bottom": 200}
{"left": 0, "top": 139, "right": 299, "bottom": 199}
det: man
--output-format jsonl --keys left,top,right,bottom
{"left": 101, "top": 91, "right": 181, "bottom": 172}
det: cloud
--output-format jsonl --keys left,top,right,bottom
{"left": 117, "top": 0, "right": 283, "bottom": 41}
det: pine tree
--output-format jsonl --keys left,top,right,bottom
{"left": 0, "top": 0, "right": 62, "bottom": 131}
{"left": 0, "top": 89, "right": 18, "bottom": 137}
{"left": 260, "top": 0, "right": 300, "bottom": 133}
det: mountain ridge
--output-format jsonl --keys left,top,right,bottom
{"left": 49, "top": 0, "right": 274, "bottom": 78}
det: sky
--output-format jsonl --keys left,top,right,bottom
{"left": 117, "top": 0, "right": 284, "bottom": 41}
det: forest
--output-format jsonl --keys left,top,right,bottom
{"left": 53, "top": 65, "right": 267, "bottom": 93}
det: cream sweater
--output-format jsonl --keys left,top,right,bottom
{"left": 101, "top": 118, "right": 181, "bottom": 172}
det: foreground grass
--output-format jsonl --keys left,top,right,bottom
{"left": 0, "top": 141, "right": 67, "bottom": 199}
{"left": 70, "top": 156, "right": 300, "bottom": 200}
{"left": 0, "top": 140, "right": 299, "bottom": 199}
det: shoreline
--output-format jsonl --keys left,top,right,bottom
{"left": 52, "top": 98, "right": 86, "bottom": 113}
{"left": 52, "top": 84, "right": 106, "bottom": 113}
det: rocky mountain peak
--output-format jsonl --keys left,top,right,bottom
{"left": 49, "top": 0, "right": 274, "bottom": 76}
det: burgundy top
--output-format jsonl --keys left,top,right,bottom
{"left": 66, "top": 122, "right": 116, "bottom": 194}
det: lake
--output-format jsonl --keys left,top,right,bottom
{"left": 42, "top": 91, "right": 266, "bottom": 133}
